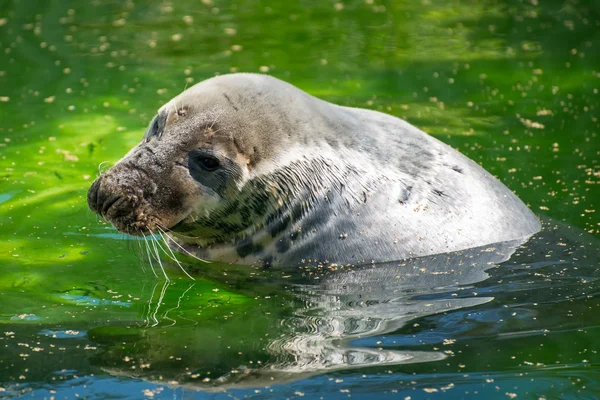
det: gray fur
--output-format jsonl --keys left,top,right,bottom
{"left": 88, "top": 73, "right": 541, "bottom": 266}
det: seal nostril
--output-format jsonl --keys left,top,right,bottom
{"left": 101, "top": 194, "right": 123, "bottom": 217}
{"left": 87, "top": 179, "right": 101, "bottom": 213}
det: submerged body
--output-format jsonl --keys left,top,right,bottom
{"left": 88, "top": 73, "right": 540, "bottom": 267}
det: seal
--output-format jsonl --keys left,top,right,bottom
{"left": 87, "top": 73, "right": 541, "bottom": 267}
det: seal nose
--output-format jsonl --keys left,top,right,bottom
{"left": 87, "top": 178, "right": 102, "bottom": 214}
{"left": 87, "top": 177, "right": 127, "bottom": 218}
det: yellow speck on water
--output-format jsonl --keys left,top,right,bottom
{"left": 44, "top": 96, "right": 55, "bottom": 103}
{"left": 224, "top": 28, "right": 237, "bottom": 36}
{"left": 334, "top": 2, "right": 344, "bottom": 11}
{"left": 171, "top": 33, "right": 182, "bottom": 42}
{"left": 519, "top": 117, "right": 545, "bottom": 129}
{"left": 259, "top": 66, "right": 269, "bottom": 72}
{"left": 182, "top": 15, "right": 193, "bottom": 25}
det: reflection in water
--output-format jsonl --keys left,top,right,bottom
{"left": 263, "top": 242, "right": 520, "bottom": 376}
{"left": 0, "top": 220, "right": 598, "bottom": 397}
{"left": 143, "top": 280, "right": 196, "bottom": 327}
{"left": 93, "top": 237, "right": 529, "bottom": 389}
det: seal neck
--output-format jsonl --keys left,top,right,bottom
{"left": 171, "top": 155, "right": 386, "bottom": 246}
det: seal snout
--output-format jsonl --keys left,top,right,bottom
{"left": 87, "top": 173, "right": 153, "bottom": 235}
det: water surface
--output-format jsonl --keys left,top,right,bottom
{"left": 0, "top": 0, "right": 599, "bottom": 398}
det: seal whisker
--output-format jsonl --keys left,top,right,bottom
{"left": 141, "top": 233, "right": 159, "bottom": 279}
{"left": 148, "top": 230, "right": 170, "bottom": 281}
{"left": 159, "top": 228, "right": 211, "bottom": 264}
{"left": 208, "top": 109, "right": 225, "bottom": 130}
{"left": 171, "top": 98, "right": 179, "bottom": 118}
{"left": 155, "top": 228, "right": 196, "bottom": 280}
{"left": 134, "top": 234, "right": 148, "bottom": 274}
{"left": 208, "top": 127, "right": 225, "bottom": 136}
{"left": 160, "top": 227, "right": 203, "bottom": 240}
{"left": 96, "top": 161, "right": 111, "bottom": 177}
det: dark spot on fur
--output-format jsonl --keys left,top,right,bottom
{"left": 135, "top": 146, "right": 165, "bottom": 168}
{"left": 261, "top": 255, "right": 273, "bottom": 268}
{"left": 249, "top": 192, "right": 269, "bottom": 216}
{"left": 289, "top": 202, "right": 304, "bottom": 221}
{"left": 268, "top": 215, "right": 291, "bottom": 238}
{"left": 399, "top": 185, "right": 412, "bottom": 204}
{"left": 222, "top": 93, "right": 239, "bottom": 111}
{"left": 235, "top": 237, "right": 263, "bottom": 258}
{"left": 300, "top": 207, "right": 330, "bottom": 235}
{"left": 451, "top": 165, "right": 464, "bottom": 174}
{"left": 432, "top": 189, "right": 446, "bottom": 197}
{"left": 239, "top": 205, "right": 252, "bottom": 223}
{"left": 276, "top": 237, "right": 291, "bottom": 253}
{"left": 213, "top": 220, "right": 243, "bottom": 237}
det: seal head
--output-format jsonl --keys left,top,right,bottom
{"left": 88, "top": 73, "right": 541, "bottom": 266}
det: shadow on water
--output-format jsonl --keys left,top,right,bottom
{"left": 2, "top": 218, "right": 592, "bottom": 396}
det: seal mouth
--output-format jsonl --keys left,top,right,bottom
{"left": 166, "top": 213, "right": 200, "bottom": 236}
{"left": 88, "top": 177, "right": 164, "bottom": 236}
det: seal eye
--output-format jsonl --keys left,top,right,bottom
{"left": 196, "top": 156, "right": 220, "bottom": 172}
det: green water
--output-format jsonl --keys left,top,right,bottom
{"left": 0, "top": 0, "right": 599, "bottom": 398}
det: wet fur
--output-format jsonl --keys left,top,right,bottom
{"left": 88, "top": 73, "right": 541, "bottom": 267}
